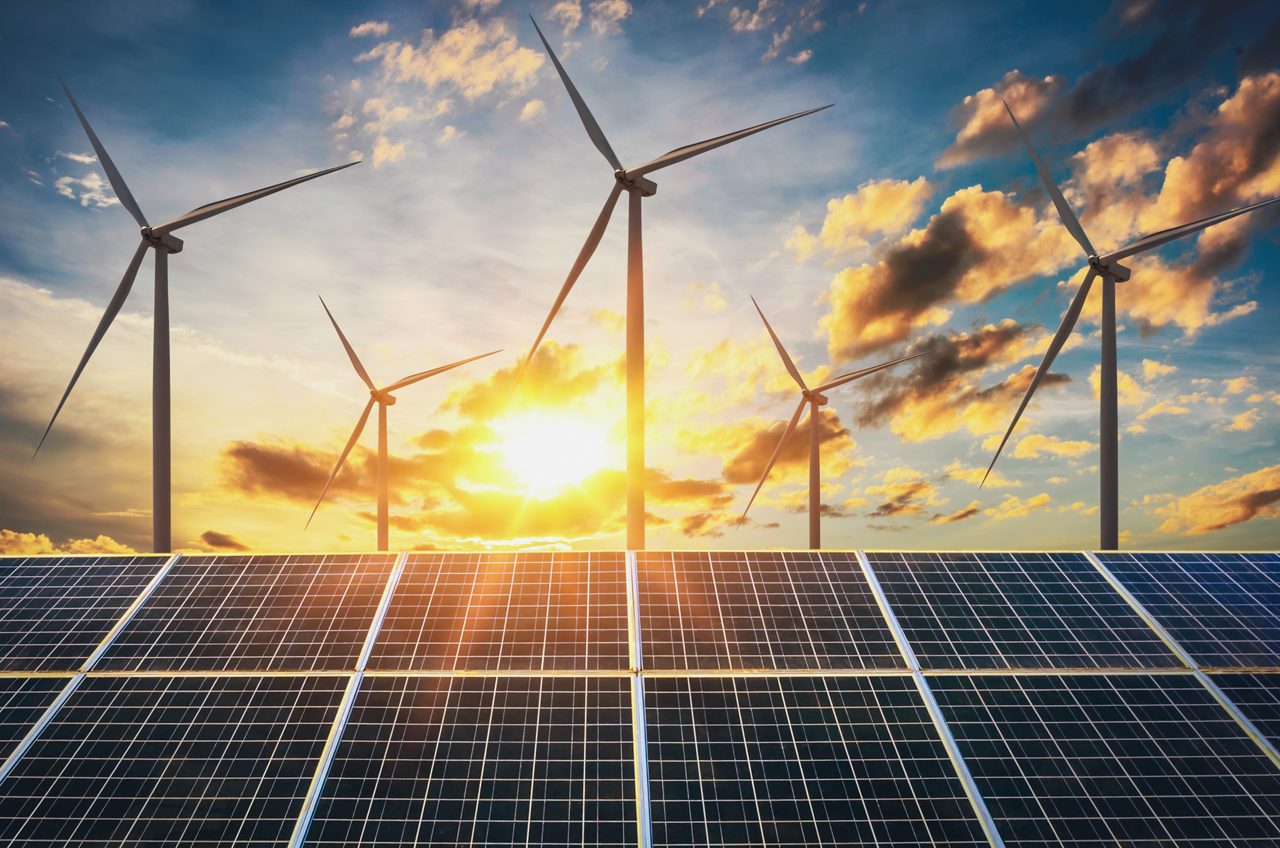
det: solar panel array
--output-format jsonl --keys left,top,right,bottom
{"left": 0, "top": 548, "right": 1277, "bottom": 847}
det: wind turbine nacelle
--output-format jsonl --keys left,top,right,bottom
{"left": 617, "top": 170, "right": 658, "bottom": 197}
{"left": 142, "top": 229, "right": 184, "bottom": 254}
{"left": 371, "top": 390, "right": 397, "bottom": 406}
{"left": 1109, "top": 262, "right": 1131, "bottom": 282}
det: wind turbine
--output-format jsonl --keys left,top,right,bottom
{"left": 36, "top": 78, "right": 359, "bottom": 553}
{"left": 742, "top": 297, "right": 923, "bottom": 549}
{"left": 984, "top": 100, "right": 1280, "bottom": 550}
{"left": 308, "top": 297, "right": 499, "bottom": 551}
{"left": 523, "top": 16, "right": 831, "bottom": 550}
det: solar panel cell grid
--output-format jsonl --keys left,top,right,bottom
{"left": 930, "top": 673, "right": 1280, "bottom": 847}
{"left": 867, "top": 551, "right": 1180, "bottom": 670}
{"left": 1211, "top": 672, "right": 1280, "bottom": 752}
{"left": 96, "top": 553, "right": 397, "bottom": 672}
{"left": 0, "top": 555, "right": 169, "bottom": 672}
{"left": 367, "top": 552, "right": 630, "bottom": 671}
{"left": 0, "top": 674, "right": 346, "bottom": 847}
{"left": 638, "top": 551, "right": 904, "bottom": 670}
{"left": 305, "top": 675, "right": 637, "bottom": 847}
{"left": 1095, "top": 552, "right": 1280, "bottom": 668}
{"left": 0, "top": 677, "right": 68, "bottom": 763}
{"left": 645, "top": 675, "right": 990, "bottom": 847}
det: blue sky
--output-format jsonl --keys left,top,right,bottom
{"left": 0, "top": 0, "right": 1277, "bottom": 554}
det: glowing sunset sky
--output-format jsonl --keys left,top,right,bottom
{"left": 0, "top": 0, "right": 1277, "bottom": 554}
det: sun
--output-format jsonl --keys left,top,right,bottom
{"left": 491, "top": 411, "right": 614, "bottom": 498}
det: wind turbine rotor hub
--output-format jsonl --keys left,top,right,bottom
{"left": 805, "top": 391, "right": 829, "bottom": 406}
{"left": 141, "top": 227, "right": 184, "bottom": 254}
{"left": 614, "top": 169, "right": 657, "bottom": 197}
{"left": 371, "top": 389, "right": 396, "bottom": 406}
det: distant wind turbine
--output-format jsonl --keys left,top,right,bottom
{"left": 36, "top": 78, "right": 359, "bottom": 553}
{"left": 985, "top": 100, "right": 1279, "bottom": 550}
{"left": 308, "top": 297, "right": 499, "bottom": 552}
{"left": 523, "top": 15, "right": 831, "bottom": 550}
{"left": 742, "top": 297, "right": 923, "bottom": 549}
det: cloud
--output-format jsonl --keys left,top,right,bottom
{"left": 0, "top": 529, "right": 135, "bottom": 555}
{"left": 371, "top": 135, "right": 407, "bottom": 167}
{"left": 1088, "top": 365, "right": 1149, "bottom": 407}
{"left": 349, "top": 21, "right": 391, "bottom": 38}
{"left": 865, "top": 467, "right": 943, "bottom": 519}
{"left": 942, "top": 460, "right": 1020, "bottom": 488}
{"left": 53, "top": 172, "right": 118, "bottom": 209}
{"left": 784, "top": 225, "right": 819, "bottom": 260}
{"left": 1222, "top": 376, "right": 1256, "bottom": 396}
{"left": 937, "top": 70, "right": 1065, "bottom": 168}
{"left": 200, "top": 530, "right": 249, "bottom": 551}
{"left": 682, "top": 281, "right": 728, "bottom": 313}
{"left": 1012, "top": 433, "right": 1092, "bottom": 459}
{"left": 931, "top": 500, "right": 982, "bottom": 524}
{"left": 817, "top": 177, "right": 933, "bottom": 255}
{"left": 1141, "top": 359, "right": 1178, "bottom": 381}
{"left": 55, "top": 150, "right": 97, "bottom": 165}
{"left": 718, "top": 408, "right": 856, "bottom": 486}
{"left": 1155, "top": 464, "right": 1280, "bottom": 535}
{"left": 520, "top": 99, "right": 546, "bottom": 121}
{"left": 589, "top": 0, "right": 633, "bottom": 35}
{"left": 549, "top": 1, "right": 584, "bottom": 34}
{"left": 1138, "top": 399, "right": 1191, "bottom": 421}
{"left": 1224, "top": 408, "right": 1262, "bottom": 432}
{"left": 984, "top": 492, "right": 1052, "bottom": 521}
{"left": 788, "top": 49, "right": 813, "bottom": 65}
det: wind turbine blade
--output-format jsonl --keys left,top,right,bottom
{"left": 59, "top": 77, "right": 148, "bottom": 229}
{"left": 153, "top": 160, "right": 360, "bottom": 235}
{"left": 982, "top": 269, "right": 1096, "bottom": 486}
{"left": 34, "top": 239, "right": 149, "bottom": 457}
{"left": 520, "top": 183, "right": 623, "bottom": 377}
{"left": 751, "top": 295, "right": 806, "bottom": 391}
{"left": 815, "top": 351, "right": 926, "bottom": 393}
{"left": 1002, "top": 99, "right": 1094, "bottom": 259}
{"left": 1101, "top": 196, "right": 1280, "bottom": 265}
{"left": 741, "top": 396, "right": 807, "bottom": 519}
{"left": 306, "top": 397, "right": 374, "bottom": 529}
{"left": 319, "top": 296, "right": 375, "bottom": 391}
{"left": 627, "top": 104, "right": 831, "bottom": 178}
{"left": 529, "top": 15, "right": 623, "bottom": 172}
{"left": 385, "top": 349, "right": 502, "bottom": 393}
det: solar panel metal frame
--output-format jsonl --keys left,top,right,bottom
{"left": 0, "top": 555, "right": 172, "bottom": 672}
{"left": 95, "top": 553, "right": 399, "bottom": 672}
{"left": 1091, "top": 551, "right": 1280, "bottom": 669}
{"left": 367, "top": 551, "right": 631, "bottom": 672}
{"left": 865, "top": 551, "right": 1182, "bottom": 670}
{"left": 637, "top": 551, "right": 905, "bottom": 671}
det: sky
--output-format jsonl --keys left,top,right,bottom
{"left": 0, "top": 0, "right": 1278, "bottom": 555}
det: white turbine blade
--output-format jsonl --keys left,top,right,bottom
{"left": 751, "top": 295, "right": 807, "bottom": 391}
{"left": 628, "top": 104, "right": 831, "bottom": 178}
{"left": 815, "top": 351, "right": 926, "bottom": 393}
{"left": 35, "top": 239, "right": 149, "bottom": 457}
{"left": 520, "top": 183, "right": 623, "bottom": 378}
{"left": 982, "top": 269, "right": 1096, "bottom": 486}
{"left": 319, "top": 296, "right": 375, "bottom": 391}
{"left": 59, "top": 77, "right": 148, "bottom": 229}
{"left": 306, "top": 397, "right": 374, "bottom": 529}
{"left": 1101, "top": 196, "right": 1280, "bottom": 265}
{"left": 741, "top": 396, "right": 807, "bottom": 519}
{"left": 529, "top": 15, "right": 623, "bottom": 172}
{"left": 153, "top": 160, "right": 359, "bottom": 235}
{"left": 385, "top": 349, "right": 502, "bottom": 393}
{"left": 1002, "top": 99, "right": 1095, "bottom": 259}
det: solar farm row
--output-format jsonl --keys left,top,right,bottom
{"left": 0, "top": 550, "right": 1277, "bottom": 846}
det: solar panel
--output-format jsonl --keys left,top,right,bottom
{"left": 1094, "top": 552, "right": 1280, "bottom": 668}
{"left": 1211, "top": 672, "right": 1280, "bottom": 751}
{"left": 644, "top": 674, "right": 990, "bottom": 846}
{"left": 929, "top": 673, "right": 1280, "bottom": 847}
{"left": 0, "top": 677, "right": 68, "bottom": 762}
{"left": 95, "top": 553, "right": 397, "bottom": 672}
{"left": 304, "top": 675, "right": 637, "bottom": 847}
{"left": 0, "top": 555, "right": 169, "bottom": 672}
{"left": 637, "top": 551, "right": 904, "bottom": 670}
{"left": 0, "top": 674, "right": 346, "bottom": 846}
{"left": 367, "top": 552, "right": 629, "bottom": 671}
{"left": 866, "top": 552, "right": 1180, "bottom": 670}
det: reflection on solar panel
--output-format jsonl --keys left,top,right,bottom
{"left": 638, "top": 552, "right": 903, "bottom": 670}
{"left": 368, "top": 552, "right": 629, "bottom": 671}
{"left": 1094, "top": 552, "right": 1280, "bottom": 668}
{"left": 930, "top": 673, "right": 1280, "bottom": 847}
{"left": 0, "top": 675, "right": 345, "bottom": 846}
{"left": 867, "top": 552, "right": 1180, "bottom": 670}
{"left": 1211, "top": 672, "right": 1280, "bottom": 751}
{"left": 305, "top": 675, "right": 636, "bottom": 847}
{"left": 96, "top": 554, "right": 397, "bottom": 672}
{"left": 645, "top": 675, "right": 990, "bottom": 847}
{"left": 0, "top": 555, "right": 168, "bottom": 672}
{"left": 0, "top": 677, "right": 67, "bottom": 762}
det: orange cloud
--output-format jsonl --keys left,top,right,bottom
{"left": 937, "top": 70, "right": 1065, "bottom": 168}
{"left": 984, "top": 492, "right": 1053, "bottom": 521}
{"left": 1155, "top": 464, "right": 1280, "bottom": 535}
{"left": 930, "top": 500, "right": 982, "bottom": 524}
{"left": 818, "top": 177, "right": 933, "bottom": 255}
{"left": 0, "top": 528, "right": 135, "bottom": 555}
{"left": 1012, "top": 434, "right": 1092, "bottom": 459}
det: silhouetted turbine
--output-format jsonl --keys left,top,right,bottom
{"left": 742, "top": 297, "right": 922, "bottom": 549}
{"left": 35, "top": 78, "right": 359, "bottom": 553}
{"left": 308, "top": 297, "right": 499, "bottom": 551}
{"left": 523, "top": 15, "right": 831, "bottom": 550}
{"left": 985, "top": 100, "right": 1279, "bottom": 550}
